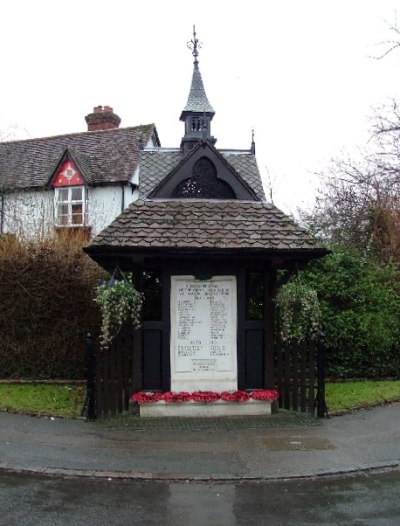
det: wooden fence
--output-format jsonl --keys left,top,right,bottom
{"left": 274, "top": 339, "right": 318, "bottom": 414}
{"left": 86, "top": 333, "right": 325, "bottom": 419}
{"left": 85, "top": 326, "right": 134, "bottom": 419}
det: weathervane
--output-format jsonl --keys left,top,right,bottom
{"left": 187, "top": 25, "right": 202, "bottom": 62}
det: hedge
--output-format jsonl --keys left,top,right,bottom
{"left": 0, "top": 233, "right": 105, "bottom": 379}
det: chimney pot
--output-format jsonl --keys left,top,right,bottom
{"left": 85, "top": 105, "right": 121, "bottom": 131}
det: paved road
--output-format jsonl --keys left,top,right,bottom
{"left": 1, "top": 469, "right": 400, "bottom": 525}
{"left": 1, "top": 403, "right": 400, "bottom": 480}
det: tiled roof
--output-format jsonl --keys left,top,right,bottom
{"left": 89, "top": 199, "right": 323, "bottom": 252}
{"left": 222, "top": 152, "right": 265, "bottom": 201}
{"left": 181, "top": 62, "right": 215, "bottom": 115}
{"left": 139, "top": 149, "right": 266, "bottom": 201}
{"left": 138, "top": 150, "right": 183, "bottom": 198}
{"left": 0, "top": 125, "right": 155, "bottom": 189}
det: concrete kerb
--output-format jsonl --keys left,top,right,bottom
{"left": 1, "top": 462, "right": 400, "bottom": 483}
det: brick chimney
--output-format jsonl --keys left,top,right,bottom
{"left": 85, "top": 105, "right": 121, "bottom": 131}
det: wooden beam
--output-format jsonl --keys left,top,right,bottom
{"left": 263, "top": 268, "right": 276, "bottom": 389}
{"left": 132, "top": 269, "right": 143, "bottom": 392}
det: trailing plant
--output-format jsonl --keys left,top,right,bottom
{"left": 275, "top": 276, "right": 321, "bottom": 344}
{"left": 94, "top": 272, "right": 142, "bottom": 349}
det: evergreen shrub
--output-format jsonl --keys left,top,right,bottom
{"left": 278, "top": 250, "right": 400, "bottom": 378}
{"left": 0, "top": 232, "right": 106, "bottom": 379}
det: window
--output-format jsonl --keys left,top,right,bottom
{"left": 191, "top": 117, "right": 208, "bottom": 132}
{"left": 55, "top": 186, "right": 86, "bottom": 227}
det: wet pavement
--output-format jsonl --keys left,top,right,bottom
{"left": 1, "top": 469, "right": 400, "bottom": 525}
{"left": 0, "top": 402, "right": 399, "bottom": 481}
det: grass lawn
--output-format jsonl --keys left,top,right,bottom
{"left": 0, "top": 383, "right": 86, "bottom": 418}
{"left": 325, "top": 380, "right": 400, "bottom": 412}
{"left": 0, "top": 380, "right": 399, "bottom": 417}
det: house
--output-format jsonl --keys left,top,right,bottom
{"left": 84, "top": 29, "right": 327, "bottom": 417}
{"left": 0, "top": 106, "right": 160, "bottom": 239}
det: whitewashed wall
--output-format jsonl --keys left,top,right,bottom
{"left": 88, "top": 186, "right": 122, "bottom": 237}
{"left": 88, "top": 184, "right": 138, "bottom": 236}
{"left": 2, "top": 190, "right": 53, "bottom": 239}
{"left": 1, "top": 183, "right": 140, "bottom": 240}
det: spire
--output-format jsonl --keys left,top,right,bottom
{"left": 180, "top": 26, "right": 216, "bottom": 153}
{"left": 181, "top": 26, "right": 215, "bottom": 117}
{"left": 180, "top": 64, "right": 215, "bottom": 116}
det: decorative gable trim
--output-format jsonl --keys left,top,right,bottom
{"left": 53, "top": 159, "right": 84, "bottom": 187}
{"left": 148, "top": 141, "right": 260, "bottom": 201}
{"left": 47, "top": 149, "right": 87, "bottom": 188}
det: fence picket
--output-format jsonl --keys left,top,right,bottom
{"left": 274, "top": 339, "right": 317, "bottom": 415}
{"left": 86, "top": 325, "right": 133, "bottom": 419}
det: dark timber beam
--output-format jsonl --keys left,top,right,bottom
{"left": 263, "top": 268, "right": 276, "bottom": 389}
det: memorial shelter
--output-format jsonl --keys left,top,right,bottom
{"left": 85, "top": 29, "right": 327, "bottom": 416}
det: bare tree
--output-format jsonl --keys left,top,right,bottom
{"left": 301, "top": 105, "right": 400, "bottom": 264}
{"left": 373, "top": 14, "right": 400, "bottom": 60}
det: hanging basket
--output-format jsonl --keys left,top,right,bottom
{"left": 94, "top": 267, "right": 142, "bottom": 349}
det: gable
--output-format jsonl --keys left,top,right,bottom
{"left": 50, "top": 151, "right": 86, "bottom": 187}
{"left": 53, "top": 159, "right": 84, "bottom": 187}
{"left": 138, "top": 149, "right": 266, "bottom": 201}
{"left": 148, "top": 142, "right": 260, "bottom": 201}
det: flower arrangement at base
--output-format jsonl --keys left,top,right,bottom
{"left": 191, "top": 391, "right": 220, "bottom": 403}
{"left": 250, "top": 389, "right": 279, "bottom": 401}
{"left": 130, "top": 389, "right": 279, "bottom": 404}
{"left": 131, "top": 391, "right": 163, "bottom": 403}
{"left": 220, "top": 390, "right": 250, "bottom": 402}
{"left": 162, "top": 391, "right": 192, "bottom": 403}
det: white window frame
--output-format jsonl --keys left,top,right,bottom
{"left": 54, "top": 186, "right": 87, "bottom": 227}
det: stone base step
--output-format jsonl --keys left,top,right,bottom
{"left": 137, "top": 399, "right": 273, "bottom": 418}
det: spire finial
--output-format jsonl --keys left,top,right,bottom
{"left": 187, "top": 25, "right": 202, "bottom": 63}
{"left": 251, "top": 128, "right": 256, "bottom": 155}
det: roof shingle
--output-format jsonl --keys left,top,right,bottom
{"left": 89, "top": 199, "right": 323, "bottom": 252}
{"left": 0, "top": 125, "right": 155, "bottom": 189}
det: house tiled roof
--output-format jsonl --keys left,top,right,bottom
{"left": 139, "top": 149, "right": 266, "bottom": 201}
{"left": 89, "top": 199, "right": 323, "bottom": 253}
{"left": 0, "top": 125, "right": 155, "bottom": 189}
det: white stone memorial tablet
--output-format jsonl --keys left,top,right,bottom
{"left": 170, "top": 275, "right": 237, "bottom": 392}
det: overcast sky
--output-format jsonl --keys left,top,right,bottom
{"left": 1, "top": 0, "right": 399, "bottom": 213}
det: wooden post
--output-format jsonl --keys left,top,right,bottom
{"left": 316, "top": 333, "right": 329, "bottom": 418}
{"left": 85, "top": 333, "right": 97, "bottom": 420}
{"left": 263, "top": 268, "right": 276, "bottom": 389}
{"left": 161, "top": 268, "right": 171, "bottom": 392}
{"left": 236, "top": 268, "right": 246, "bottom": 390}
{"left": 132, "top": 270, "right": 143, "bottom": 393}
{"left": 308, "top": 340, "right": 316, "bottom": 414}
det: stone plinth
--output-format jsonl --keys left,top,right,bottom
{"left": 138, "top": 399, "right": 273, "bottom": 418}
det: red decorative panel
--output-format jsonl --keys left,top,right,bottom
{"left": 53, "top": 160, "right": 84, "bottom": 187}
